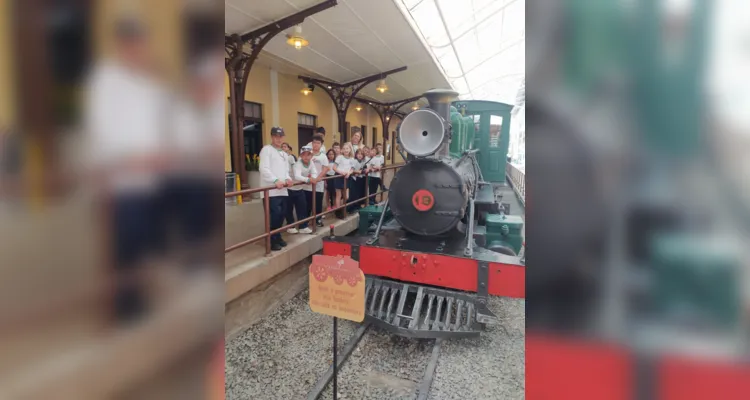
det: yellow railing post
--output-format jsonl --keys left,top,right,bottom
{"left": 235, "top": 175, "right": 243, "bottom": 204}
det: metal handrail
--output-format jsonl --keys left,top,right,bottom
{"left": 225, "top": 163, "right": 405, "bottom": 255}
{"left": 506, "top": 162, "right": 525, "bottom": 205}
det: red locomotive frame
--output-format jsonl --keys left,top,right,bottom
{"left": 322, "top": 241, "right": 525, "bottom": 299}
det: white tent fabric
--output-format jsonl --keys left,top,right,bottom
{"left": 396, "top": 0, "right": 525, "bottom": 104}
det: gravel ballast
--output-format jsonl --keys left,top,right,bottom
{"left": 226, "top": 289, "right": 524, "bottom": 399}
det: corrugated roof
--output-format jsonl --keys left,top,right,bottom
{"left": 396, "top": 0, "right": 525, "bottom": 104}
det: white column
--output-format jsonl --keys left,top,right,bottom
{"left": 331, "top": 103, "right": 338, "bottom": 142}
{"left": 366, "top": 106, "right": 371, "bottom": 144}
{"left": 270, "top": 69, "right": 280, "bottom": 127}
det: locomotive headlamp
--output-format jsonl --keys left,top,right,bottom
{"left": 398, "top": 89, "right": 458, "bottom": 157}
{"left": 398, "top": 109, "right": 446, "bottom": 157}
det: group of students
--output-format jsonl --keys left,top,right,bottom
{"left": 259, "top": 126, "right": 385, "bottom": 251}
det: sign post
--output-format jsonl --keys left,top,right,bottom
{"left": 309, "top": 254, "right": 365, "bottom": 399}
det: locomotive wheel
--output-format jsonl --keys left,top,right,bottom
{"left": 488, "top": 243, "right": 517, "bottom": 256}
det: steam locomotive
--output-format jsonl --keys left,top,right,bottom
{"left": 322, "top": 89, "right": 525, "bottom": 339}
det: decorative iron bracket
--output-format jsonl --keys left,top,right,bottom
{"left": 357, "top": 95, "right": 422, "bottom": 141}
{"left": 299, "top": 66, "right": 408, "bottom": 142}
{"left": 225, "top": 0, "right": 338, "bottom": 185}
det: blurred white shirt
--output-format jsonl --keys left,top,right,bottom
{"left": 84, "top": 60, "right": 167, "bottom": 193}
{"left": 170, "top": 93, "right": 225, "bottom": 178}
{"left": 368, "top": 155, "right": 384, "bottom": 178}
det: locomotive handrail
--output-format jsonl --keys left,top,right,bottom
{"left": 506, "top": 162, "right": 525, "bottom": 206}
{"left": 225, "top": 163, "right": 405, "bottom": 255}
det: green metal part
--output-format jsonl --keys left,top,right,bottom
{"left": 449, "top": 107, "right": 465, "bottom": 158}
{"left": 563, "top": 0, "right": 709, "bottom": 159}
{"left": 451, "top": 100, "right": 513, "bottom": 183}
{"left": 358, "top": 205, "right": 393, "bottom": 235}
{"left": 650, "top": 234, "right": 741, "bottom": 329}
{"left": 485, "top": 213, "right": 524, "bottom": 255}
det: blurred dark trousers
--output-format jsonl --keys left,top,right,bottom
{"left": 267, "top": 195, "right": 287, "bottom": 243}
{"left": 161, "top": 177, "right": 217, "bottom": 247}
{"left": 368, "top": 177, "right": 381, "bottom": 205}
{"left": 304, "top": 190, "right": 324, "bottom": 224}
{"left": 112, "top": 192, "right": 157, "bottom": 322}
{"left": 286, "top": 189, "right": 308, "bottom": 229}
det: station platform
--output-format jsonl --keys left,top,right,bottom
{"left": 225, "top": 210, "right": 360, "bottom": 339}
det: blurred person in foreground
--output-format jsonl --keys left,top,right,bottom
{"left": 83, "top": 17, "right": 168, "bottom": 324}
{"left": 165, "top": 35, "right": 225, "bottom": 272}
{"left": 260, "top": 127, "right": 293, "bottom": 251}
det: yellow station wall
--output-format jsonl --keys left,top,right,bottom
{"left": 224, "top": 64, "right": 393, "bottom": 172}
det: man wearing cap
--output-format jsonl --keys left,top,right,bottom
{"left": 259, "top": 127, "right": 294, "bottom": 251}
{"left": 291, "top": 145, "right": 318, "bottom": 234}
{"left": 305, "top": 126, "right": 327, "bottom": 154}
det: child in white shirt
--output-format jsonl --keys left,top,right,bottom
{"left": 308, "top": 134, "right": 329, "bottom": 227}
{"left": 288, "top": 145, "right": 318, "bottom": 234}
{"left": 366, "top": 147, "right": 385, "bottom": 205}
{"left": 349, "top": 148, "right": 367, "bottom": 212}
{"left": 332, "top": 142, "right": 356, "bottom": 218}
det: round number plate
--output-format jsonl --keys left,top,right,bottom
{"left": 411, "top": 189, "right": 435, "bottom": 211}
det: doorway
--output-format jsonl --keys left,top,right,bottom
{"left": 298, "top": 113, "right": 317, "bottom": 149}
{"left": 244, "top": 121, "right": 263, "bottom": 161}
{"left": 228, "top": 101, "right": 263, "bottom": 173}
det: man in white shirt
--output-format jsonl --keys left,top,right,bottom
{"left": 259, "top": 127, "right": 293, "bottom": 251}
{"left": 84, "top": 17, "right": 167, "bottom": 323}
{"left": 305, "top": 126, "right": 327, "bottom": 154}
{"left": 308, "top": 134, "right": 329, "bottom": 227}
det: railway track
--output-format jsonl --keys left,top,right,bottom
{"left": 306, "top": 322, "right": 445, "bottom": 400}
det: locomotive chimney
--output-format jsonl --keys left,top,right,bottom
{"left": 424, "top": 88, "right": 458, "bottom": 158}
{"left": 423, "top": 88, "right": 458, "bottom": 122}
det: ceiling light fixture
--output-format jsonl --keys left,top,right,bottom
{"left": 286, "top": 25, "right": 309, "bottom": 50}
{"left": 301, "top": 83, "right": 314, "bottom": 96}
{"left": 355, "top": 103, "right": 362, "bottom": 112}
{"left": 376, "top": 79, "right": 388, "bottom": 93}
